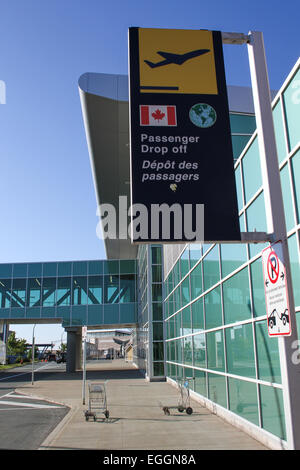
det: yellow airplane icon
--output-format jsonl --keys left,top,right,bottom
{"left": 139, "top": 28, "right": 219, "bottom": 95}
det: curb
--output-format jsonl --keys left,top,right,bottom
{"left": 39, "top": 405, "right": 78, "bottom": 450}
{"left": 14, "top": 387, "right": 75, "bottom": 450}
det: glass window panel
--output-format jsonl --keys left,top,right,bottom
{"left": 283, "top": 67, "right": 300, "bottom": 152}
{"left": 152, "top": 283, "right": 162, "bottom": 302}
{"left": 260, "top": 385, "right": 286, "bottom": 440}
{"left": 193, "top": 332, "right": 206, "bottom": 368}
{"left": 205, "top": 286, "right": 222, "bottom": 330}
{"left": 119, "top": 274, "right": 136, "bottom": 303}
{"left": 180, "top": 247, "right": 190, "bottom": 278}
{"left": 189, "top": 243, "right": 201, "bottom": 268}
{"left": 103, "top": 303, "right": 119, "bottom": 324}
{"left": 207, "top": 330, "right": 225, "bottom": 372}
{"left": 103, "top": 260, "right": 119, "bottom": 275}
{"left": 104, "top": 275, "right": 119, "bottom": 303}
{"left": 42, "top": 277, "right": 56, "bottom": 307}
{"left": 228, "top": 377, "right": 259, "bottom": 426}
{"left": 27, "top": 278, "right": 42, "bottom": 307}
{"left": 181, "top": 276, "right": 190, "bottom": 306}
{"left": 250, "top": 258, "right": 266, "bottom": 317}
{"left": 291, "top": 149, "right": 300, "bottom": 224}
{"left": 153, "top": 342, "right": 164, "bottom": 361}
{"left": 175, "top": 338, "right": 183, "bottom": 364}
{"left": 26, "top": 307, "right": 41, "bottom": 319}
{"left": 10, "top": 307, "right": 25, "bottom": 318}
{"left": 152, "top": 265, "right": 162, "bottom": 283}
{"left": 11, "top": 278, "right": 27, "bottom": 308}
{"left": 190, "top": 262, "right": 202, "bottom": 301}
{"left": 42, "top": 263, "right": 57, "bottom": 277}
{"left": 223, "top": 268, "right": 251, "bottom": 324}
{"left": 120, "top": 260, "right": 136, "bottom": 274}
{"left": 153, "top": 362, "right": 164, "bottom": 376}
{"left": 175, "top": 311, "right": 182, "bottom": 338}
{"left": 73, "top": 261, "right": 87, "bottom": 276}
{"left": 242, "top": 138, "right": 262, "bottom": 203}
{"left": 191, "top": 298, "right": 204, "bottom": 332}
{"left": 288, "top": 234, "right": 300, "bottom": 307}
{"left": 273, "top": 100, "right": 287, "bottom": 164}
{"left": 87, "top": 276, "right": 103, "bottom": 304}
{"left": 168, "top": 316, "right": 176, "bottom": 339}
{"left": 72, "top": 277, "right": 88, "bottom": 305}
{"left": 232, "top": 135, "right": 252, "bottom": 161}
{"left": 280, "top": 164, "right": 295, "bottom": 231}
{"left": 13, "top": 264, "right": 28, "bottom": 278}
{"left": 226, "top": 324, "right": 256, "bottom": 378}
{"left": 255, "top": 320, "right": 281, "bottom": 383}
{"left": 152, "top": 302, "right": 163, "bottom": 321}
{"left": 58, "top": 262, "right": 72, "bottom": 277}
{"left": 0, "top": 264, "right": 12, "bottom": 278}
{"left": 88, "top": 261, "right": 103, "bottom": 275}
{"left": 151, "top": 246, "right": 162, "bottom": 264}
{"left": 239, "top": 213, "right": 245, "bottom": 232}
{"left": 71, "top": 305, "right": 86, "bottom": 326}
{"left": 203, "top": 245, "right": 220, "bottom": 291}
{"left": 235, "top": 164, "right": 244, "bottom": 211}
{"left": 194, "top": 369, "right": 207, "bottom": 397}
{"left": 220, "top": 243, "right": 247, "bottom": 278}
{"left": 119, "top": 303, "right": 136, "bottom": 323}
{"left": 246, "top": 194, "right": 268, "bottom": 258}
{"left": 229, "top": 113, "right": 256, "bottom": 134}
{"left": 208, "top": 373, "right": 227, "bottom": 408}
{"left": 182, "top": 306, "right": 191, "bottom": 333}
{"left": 57, "top": 277, "right": 72, "bottom": 306}
{"left": 87, "top": 304, "right": 103, "bottom": 325}
{"left": 0, "top": 279, "right": 11, "bottom": 308}
{"left": 28, "top": 263, "right": 42, "bottom": 278}
{"left": 153, "top": 322, "right": 163, "bottom": 341}
{"left": 183, "top": 335, "right": 193, "bottom": 365}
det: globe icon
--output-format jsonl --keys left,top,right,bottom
{"left": 189, "top": 103, "right": 217, "bottom": 128}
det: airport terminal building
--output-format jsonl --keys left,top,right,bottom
{"left": 0, "top": 47, "right": 299, "bottom": 449}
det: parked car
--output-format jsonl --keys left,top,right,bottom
{"left": 56, "top": 352, "right": 66, "bottom": 363}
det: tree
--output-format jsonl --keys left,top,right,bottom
{"left": 60, "top": 342, "right": 67, "bottom": 353}
{"left": 7, "top": 331, "right": 28, "bottom": 356}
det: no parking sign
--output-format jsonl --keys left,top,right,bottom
{"left": 262, "top": 242, "right": 292, "bottom": 337}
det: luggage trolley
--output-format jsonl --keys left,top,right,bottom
{"left": 162, "top": 377, "right": 194, "bottom": 416}
{"left": 84, "top": 381, "right": 109, "bottom": 422}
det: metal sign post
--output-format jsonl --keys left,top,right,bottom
{"left": 31, "top": 324, "right": 36, "bottom": 386}
{"left": 247, "top": 31, "right": 300, "bottom": 450}
{"left": 82, "top": 326, "right": 87, "bottom": 405}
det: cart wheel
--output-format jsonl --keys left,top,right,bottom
{"left": 105, "top": 410, "right": 110, "bottom": 419}
{"left": 178, "top": 406, "right": 185, "bottom": 412}
{"left": 186, "top": 407, "right": 193, "bottom": 415}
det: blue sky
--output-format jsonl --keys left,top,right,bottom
{"left": 0, "top": 0, "right": 299, "bottom": 343}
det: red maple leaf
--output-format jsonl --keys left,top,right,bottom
{"left": 152, "top": 109, "right": 165, "bottom": 121}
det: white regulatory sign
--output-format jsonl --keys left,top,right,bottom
{"left": 262, "top": 241, "right": 291, "bottom": 337}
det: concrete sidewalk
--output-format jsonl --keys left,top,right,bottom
{"left": 16, "top": 360, "right": 268, "bottom": 450}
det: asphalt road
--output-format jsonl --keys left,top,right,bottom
{"left": 0, "top": 362, "right": 69, "bottom": 450}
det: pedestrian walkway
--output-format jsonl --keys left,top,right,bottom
{"left": 15, "top": 360, "right": 268, "bottom": 450}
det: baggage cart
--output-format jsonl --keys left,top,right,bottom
{"left": 161, "top": 377, "right": 194, "bottom": 415}
{"left": 84, "top": 381, "right": 109, "bottom": 421}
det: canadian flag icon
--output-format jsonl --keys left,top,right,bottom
{"left": 139, "top": 105, "right": 177, "bottom": 126}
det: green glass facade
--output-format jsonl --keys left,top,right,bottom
{"left": 0, "top": 259, "right": 137, "bottom": 327}
{"left": 164, "top": 61, "right": 300, "bottom": 443}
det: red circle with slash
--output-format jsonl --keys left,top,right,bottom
{"left": 267, "top": 251, "right": 280, "bottom": 284}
